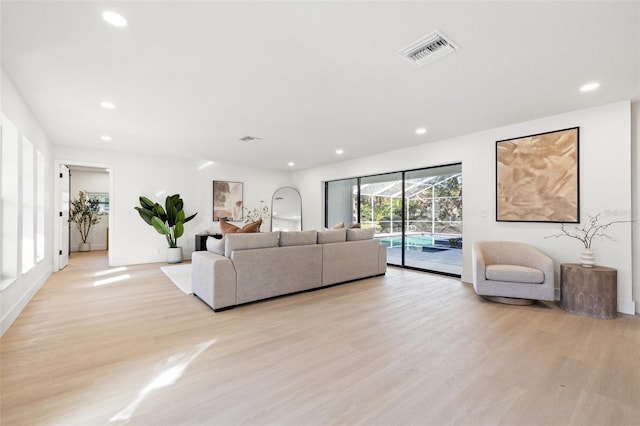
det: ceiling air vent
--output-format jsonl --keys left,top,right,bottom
{"left": 398, "top": 30, "right": 459, "bottom": 66}
{"left": 239, "top": 136, "right": 262, "bottom": 143}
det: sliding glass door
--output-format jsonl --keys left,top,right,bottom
{"left": 360, "top": 173, "right": 403, "bottom": 266}
{"left": 404, "top": 165, "right": 462, "bottom": 275}
{"left": 326, "top": 178, "right": 358, "bottom": 227}
{"left": 325, "top": 163, "right": 462, "bottom": 276}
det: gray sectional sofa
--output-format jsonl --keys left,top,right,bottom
{"left": 191, "top": 228, "right": 387, "bottom": 311}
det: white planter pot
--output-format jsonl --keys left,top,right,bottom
{"left": 167, "top": 247, "right": 183, "bottom": 264}
{"left": 580, "top": 248, "right": 596, "bottom": 267}
{"left": 79, "top": 242, "right": 91, "bottom": 252}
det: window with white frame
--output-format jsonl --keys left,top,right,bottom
{"left": 22, "top": 137, "right": 35, "bottom": 273}
{"left": 1, "top": 118, "right": 19, "bottom": 287}
{"left": 36, "top": 150, "right": 45, "bottom": 262}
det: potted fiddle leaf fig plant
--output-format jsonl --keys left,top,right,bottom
{"left": 134, "top": 194, "right": 198, "bottom": 263}
{"left": 70, "top": 190, "right": 104, "bottom": 252}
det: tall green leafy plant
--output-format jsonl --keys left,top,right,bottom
{"left": 70, "top": 190, "right": 104, "bottom": 244}
{"left": 134, "top": 194, "right": 198, "bottom": 248}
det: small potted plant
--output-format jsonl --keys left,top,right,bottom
{"left": 70, "top": 190, "right": 104, "bottom": 251}
{"left": 134, "top": 194, "right": 198, "bottom": 263}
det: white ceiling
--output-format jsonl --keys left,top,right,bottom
{"left": 2, "top": 1, "right": 639, "bottom": 171}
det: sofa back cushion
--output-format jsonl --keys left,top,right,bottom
{"left": 347, "top": 228, "right": 375, "bottom": 241}
{"left": 279, "top": 230, "right": 318, "bottom": 247}
{"left": 317, "top": 228, "right": 347, "bottom": 244}
{"left": 224, "top": 232, "right": 280, "bottom": 257}
{"left": 475, "top": 240, "right": 545, "bottom": 267}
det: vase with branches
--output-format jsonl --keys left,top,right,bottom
{"left": 70, "top": 190, "right": 104, "bottom": 251}
{"left": 545, "top": 211, "right": 637, "bottom": 267}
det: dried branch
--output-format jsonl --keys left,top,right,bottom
{"left": 545, "top": 211, "right": 637, "bottom": 249}
{"left": 244, "top": 201, "right": 270, "bottom": 224}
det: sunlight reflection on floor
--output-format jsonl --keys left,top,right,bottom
{"left": 94, "top": 267, "right": 128, "bottom": 277}
{"left": 94, "top": 274, "right": 131, "bottom": 287}
{"left": 109, "top": 339, "right": 217, "bottom": 423}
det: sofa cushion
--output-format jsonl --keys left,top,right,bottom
{"left": 206, "top": 236, "right": 225, "bottom": 255}
{"left": 321, "top": 239, "right": 382, "bottom": 286}
{"left": 224, "top": 232, "right": 280, "bottom": 257}
{"left": 220, "top": 218, "right": 262, "bottom": 236}
{"left": 486, "top": 264, "right": 544, "bottom": 284}
{"left": 347, "top": 228, "right": 375, "bottom": 241}
{"left": 279, "top": 230, "right": 318, "bottom": 247}
{"left": 317, "top": 228, "right": 347, "bottom": 244}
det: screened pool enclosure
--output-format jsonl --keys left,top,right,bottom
{"left": 325, "top": 163, "right": 462, "bottom": 276}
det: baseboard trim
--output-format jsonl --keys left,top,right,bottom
{"left": 1, "top": 265, "right": 52, "bottom": 336}
{"left": 618, "top": 298, "right": 635, "bottom": 315}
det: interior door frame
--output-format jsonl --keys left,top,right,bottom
{"left": 58, "top": 164, "right": 70, "bottom": 270}
{"left": 53, "top": 159, "right": 113, "bottom": 271}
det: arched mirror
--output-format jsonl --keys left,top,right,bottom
{"left": 271, "top": 187, "right": 302, "bottom": 231}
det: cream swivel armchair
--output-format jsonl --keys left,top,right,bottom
{"left": 472, "top": 241, "right": 555, "bottom": 305}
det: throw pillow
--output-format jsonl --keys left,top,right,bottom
{"left": 330, "top": 221, "right": 345, "bottom": 229}
{"left": 206, "top": 236, "right": 225, "bottom": 255}
{"left": 348, "top": 223, "right": 361, "bottom": 229}
{"left": 220, "top": 218, "right": 262, "bottom": 236}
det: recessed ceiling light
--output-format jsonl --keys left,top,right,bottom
{"left": 102, "top": 11, "right": 128, "bottom": 27}
{"left": 100, "top": 101, "right": 116, "bottom": 109}
{"left": 100, "top": 135, "right": 112, "bottom": 141}
{"left": 580, "top": 82, "right": 600, "bottom": 92}
{"left": 336, "top": 149, "right": 344, "bottom": 155}
{"left": 288, "top": 162, "right": 295, "bottom": 167}
{"left": 416, "top": 127, "right": 427, "bottom": 135}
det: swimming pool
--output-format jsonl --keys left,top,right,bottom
{"left": 378, "top": 235, "right": 435, "bottom": 249}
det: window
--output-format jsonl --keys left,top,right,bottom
{"left": 325, "top": 178, "right": 358, "bottom": 227}
{"left": 88, "top": 192, "right": 109, "bottom": 213}
{"left": 325, "top": 163, "right": 462, "bottom": 276}
{"left": 360, "top": 172, "right": 404, "bottom": 238}
{"left": 22, "top": 137, "right": 35, "bottom": 273}
{"left": 36, "top": 150, "right": 45, "bottom": 261}
{"left": 1, "top": 118, "right": 19, "bottom": 287}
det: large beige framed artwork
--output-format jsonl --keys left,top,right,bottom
{"left": 496, "top": 127, "right": 579, "bottom": 222}
{"left": 213, "top": 181, "right": 243, "bottom": 221}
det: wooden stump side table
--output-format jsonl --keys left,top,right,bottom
{"left": 560, "top": 263, "right": 617, "bottom": 319}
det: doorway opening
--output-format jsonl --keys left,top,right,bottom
{"left": 53, "top": 161, "right": 113, "bottom": 271}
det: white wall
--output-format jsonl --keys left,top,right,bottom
{"left": 54, "top": 145, "right": 293, "bottom": 266}
{"left": 1, "top": 68, "right": 54, "bottom": 335}
{"left": 69, "top": 169, "right": 109, "bottom": 251}
{"left": 293, "top": 101, "right": 636, "bottom": 314}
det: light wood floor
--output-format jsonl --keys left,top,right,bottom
{"left": 1, "top": 251, "right": 639, "bottom": 426}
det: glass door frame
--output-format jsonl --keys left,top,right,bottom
{"left": 324, "top": 162, "right": 462, "bottom": 278}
